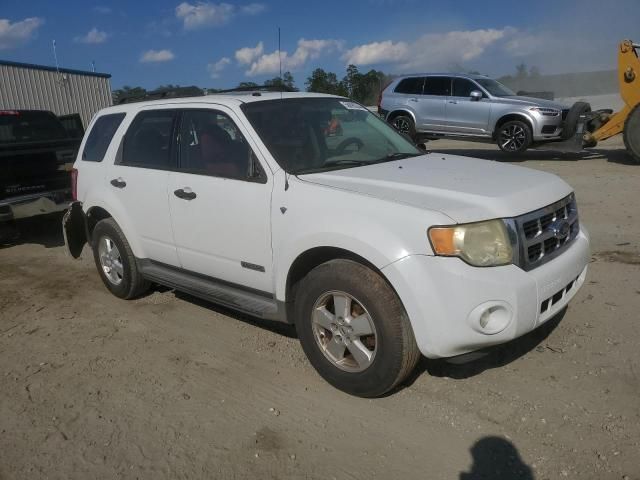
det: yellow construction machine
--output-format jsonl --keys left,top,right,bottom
{"left": 581, "top": 40, "right": 640, "bottom": 162}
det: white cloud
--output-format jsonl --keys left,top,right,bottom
{"left": 207, "top": 56, "right": 231, "bottom": 78}
{"left": 343, "top": 40, "right": 410, "bottom": 65}
{"left": 342, "top": 28, "right": 515, "bottom": 71}
{"left": 140, "top": 49, "right": 175, "bottom": 63}
{"left": 0, "top": 17, "right": 44, "bottom": 50}
{"left": 93, "top": 6, "right": 112, "bottom": 14}
{"left": 75, "top": 27, "right": 108, "bottom": 44}
{"left": 246, "top": 38, "right": 342, "bottom": 76}
{"left": 235, "top": 41, "right": 264, "bottom": 65}
{"left": 241, "top": 3, "right": 266, "bottom": 15}
{"left": 175, "top": 2, "right": 234, "bottom": 30}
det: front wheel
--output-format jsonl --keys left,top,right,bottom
{"left": 391, "top": 115, "right": 416, "bottom": 140}
{"left": 497, "top": 120, "right": 532, "bottom": 153}
{"left": 294, "top": 259, "right": 420, "bottom": 397}
{"left": 623, "top": 103, "right": 640, "bottom": 164}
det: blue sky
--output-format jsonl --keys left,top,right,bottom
{"left": 1, "top": 0, "right": 637, "bottom": 90}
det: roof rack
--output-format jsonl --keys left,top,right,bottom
{"left": 117, "top": 86, "right": 204, "bottom": 104}
{"left": 214, "top": 85, "right": 297, "bottom": 94}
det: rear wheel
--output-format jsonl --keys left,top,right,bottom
{"left": 92, "top": 218, "right": 149, "bottom": 299}
{"left": 497, "top": 120, "right": 532, "bottom": 153}
{"left": 294, "top": 259, "right": 420, "bottom": 397}
{"left": 623, "top": 103, "right": 640, "bottom": 164}
{"left": 391, "top": 115, "right": 416, "bottom": 140}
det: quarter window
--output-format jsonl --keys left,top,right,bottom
{"left": 82, "top": 113, "right": 125, "bottom": 162}
{"left": 452, "top": 78, "right": 480, "bottom": 98}
{"left": 394, "top": 77, "right": 425, "bottom": 95}
{"left": 121, "top": 110, "right": 177, "bottom": 169}
{"left": 178, "top": 110, "right": 257, "bottom": 180}
{"left": 423, "top": 77, "right": 451, "bottom": 96}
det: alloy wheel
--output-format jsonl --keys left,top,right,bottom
{"left": 98, "top": 236, "right": 124, "bottom": 286}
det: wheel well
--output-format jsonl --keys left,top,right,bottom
{"left": 387, "top": 110, "right": 413, "bottom": 124}
{"left": 286, "top": 247, "right": 379, "bottom": 304}
{"left": 493, "top": 114, "right": 533, "bottom": 139}
{"left": 86, "top": 206, "right": 112, "bottom": 241}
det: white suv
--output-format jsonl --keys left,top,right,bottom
{"left": 64, "top": 92, "right": 590, "bottom": 397}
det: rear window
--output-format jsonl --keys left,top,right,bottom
{"left": 121, "top": 110, "right": 177, "bottom": 169}
{"left": 394, "top": 77, "right": 424, "bottom": 95}
{"left": 82, "top": 113, "right": 126, "bottom": 162}
{"left": 0, "top": 110, "right": 69, "bottom": 144}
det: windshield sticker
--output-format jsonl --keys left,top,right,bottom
{"left": 339, "top": 101, "right": 367, "bottom": 111}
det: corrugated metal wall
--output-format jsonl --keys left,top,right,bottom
{"left": 0, "top": 64, "right": 112, "bottom": 127}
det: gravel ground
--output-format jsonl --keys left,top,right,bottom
{"left": 0, "top": 136, "right": 638, "bottom": 480}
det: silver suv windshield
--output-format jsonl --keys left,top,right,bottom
{"left": 241, "top": 97, "right": 421, "bottom": 174}
{"left": 475, "top": 78, "right": 516, "bottom": 97}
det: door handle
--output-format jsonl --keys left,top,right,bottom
{"left": 448, "top": 100, "right": 458, "bottom": 104}
{"left": 409, "top": 98, "right": 419, "bottom": 103}
{"left": 110, "top": 178, "right": 126, "bottom": 188}
{"left": 174, "top": 188, "right": 197, "bottom": 201}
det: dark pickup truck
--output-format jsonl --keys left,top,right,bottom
{"left": 0, "top": 109, "right": 83, "bottom": 241}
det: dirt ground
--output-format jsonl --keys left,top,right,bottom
{"left": 1, "top": 137, "right": 639, "bottom": 480}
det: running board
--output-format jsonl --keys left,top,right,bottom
{"left": 137, "top": 259, "right": 286, "bottom": 323}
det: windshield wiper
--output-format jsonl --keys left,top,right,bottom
{"left": 323, "top": 159, "right": 371, "bottom": 167}
{"left": 373, "top": 152, "right": 422, "bottom": 163}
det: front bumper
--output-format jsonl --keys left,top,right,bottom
{"left": 382, "top": 228, "right": 590, "bottom": 358}
{"left": 0, "top": 189, "right": 71, "bottom": 222}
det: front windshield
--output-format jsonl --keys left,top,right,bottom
{"left": 475, "top": 78, "right": 516, "bottom": 97}
{"left": 241, "top": 97, "right": 421, "bottom": 174}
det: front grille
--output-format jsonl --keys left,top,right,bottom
{"left": 540, "top": 274, "right": 580, "bottom": 314}
{"left": 514, "top": 194, "right": 579, "bottom": 271}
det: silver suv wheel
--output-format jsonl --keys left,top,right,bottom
{"left": 311, "top": 290, "right": 377, "bottom": 372}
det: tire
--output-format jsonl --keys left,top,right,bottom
{"left": 623, "top": 103, "right": 640, "bottom": 164}
{"left": 92, "top": 218, "right": 150, "bottom": 299}
{"left": 294, "top": 259, "right": 420, "bottom": 397}
{"left": 561, "top": 101, "right": 591, "bottom": 140}
{"left": 496, "top": 120, "right": 532, "bottom": 153}
{"left": 391, "top": 114, "right": 416, "bottom": 140}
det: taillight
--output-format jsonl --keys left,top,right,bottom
{"left": 71, "top": 168, "right": 78, "bottom": 201}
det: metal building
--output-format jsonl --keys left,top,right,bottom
{"left": 0, "top": 60, "right": 112, "bottom": 127}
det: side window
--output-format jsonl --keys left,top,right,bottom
{"left": 178, "top": 109, "right": 261, "bottom": 181}
{"left": 82, "top": 113, "right": 125, "bottom": 162}
{"left": 423, "top": 77, "right": 451, "bottom": 96}
{"left": 394, "top": 77, "right": 425, "bottom": 95}
{"left": 452, "top": 78, "right": 480, "bottom": 98}
{"left": 121, "top": 110, "right": 177, "bottom": 169}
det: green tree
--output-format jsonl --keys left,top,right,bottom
{"left": 265, "top": 71, "right": 298, "bottom": 90}
{"left": 305, "top": 68, "right": 347, "bottom": 96}
{"left": 237, "top": 81, "right": 259, "bottom": 88}
{"left": 112, "top": 85, "right": 147, "bottom": 103}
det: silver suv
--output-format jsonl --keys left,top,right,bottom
{"left": 379, "top": 73, "right": 568, "bottom": 153}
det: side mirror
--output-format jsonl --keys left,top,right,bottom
{"left": 470, "top": 90, "right": 483, "bottom": 101}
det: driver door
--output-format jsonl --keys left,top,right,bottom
{"left": 444, "top": 78, "right": 492, "bottom": 135}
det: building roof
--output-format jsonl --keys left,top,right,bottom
{"left": 0, "top": 59, "right": 111, "bottom": 79}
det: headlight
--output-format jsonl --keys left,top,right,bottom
{"left": 529, "top": 107, "right": 560, "bottom": 116}
{"left": 428, "top": 219, "right": 513, "bottom": 267}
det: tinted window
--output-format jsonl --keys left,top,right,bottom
{"left": 82, "top": 113, "right": 125, "bottom": 162}
{"left": 394, "top": 77, "right": 424, "bottom": 95}
{"left": 0, "top": 110, "right": 68, "bottom": 144}
{"left": 179, "top": 110, "right": 253, "bottom": 180}
{"left": 452, "top": 78, "right": 480, "bottom": 97}
{"left": 122, "top": 110, "right": 177, "bottom": 169}
{"left": 475, "top": 78, "right": 516, "bottom": 97}
{"left": 423, "top": 77, "right": 451, "bottom": 96}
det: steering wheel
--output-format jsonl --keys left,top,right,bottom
{"left": 335, "top": 137, "right": 364, "bottom": 156}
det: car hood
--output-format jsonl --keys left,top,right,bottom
{"left": 298, "top": 154, "right": 573, "bottom": 223}
{"left": 495, "top": 95, "right": 568, "bottom": 110}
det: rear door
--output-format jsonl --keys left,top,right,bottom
{"left": 444, "top": 78, "right": 492, "bottom": 134}
{"left": 416, "top": 76, "right": 450, "bottom": 131}
{"left": 107, "top": 108, "right": 180, "bottom": 266}
{"left": 167, "top": 107, "right": 273, "bottom": 293}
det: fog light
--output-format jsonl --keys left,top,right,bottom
{"left": 468, "top": 301, "right": 513, "bottom": 335}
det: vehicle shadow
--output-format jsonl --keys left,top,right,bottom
{"left": 412, "top": 308, "right": 566, "bottom": 382}
{"left": 171, "top": 289, "right": 298, "bottom": 339}
{"left": 459, "top": 436, "right": 535, "bottom": 480}
{"left": 0, "top": 212, "right": 66, "bottom": 250}
{"left": 429, "top": 146, "right": 634, "bottom": 165}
